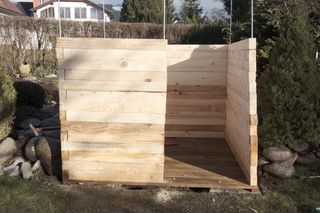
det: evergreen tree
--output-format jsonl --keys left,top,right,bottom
{"left": 166, "top": 0, "right": 176, "bottom": 24}
{"left": 180, "top": 0, "right": 203, "bottom": 24}
{"left": 120, "top": 0, "right": 176, "bottom": 24}
{"left": 223, "top": 0, "right": 251, "bottom": 23}
{"left": 258, "top": 0, "right": 320, "bottom": 146}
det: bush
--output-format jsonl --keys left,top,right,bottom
{"left": 258, "top": 0, "right": 320, "bottom": 146}
{"left": 0, "top": 71, "right": 16, "bottom": 141}
{"left": 14, "top": 81, "right": 46, "bottom": 109}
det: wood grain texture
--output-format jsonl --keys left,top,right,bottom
{"left": 58, "top": 39, "right": 167, "bottom": 183}
{"left": 166, "top": 45, "right": 227, "bottom": 138}
{"left": 225, "top": 38, "right": 258, "bottom": 186}
{"left": 66, "top": 91, "right": 166, "bottom": 113}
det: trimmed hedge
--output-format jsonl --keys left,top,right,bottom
{"left": 0, "top": 16, "right": 228, "bottom": 77}
{"left": 0, "top": 70, "right": 16, "bottom": 142}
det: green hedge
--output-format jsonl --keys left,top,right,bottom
{"left": 0, "top": 70, "right": 16, "bottom": 142}
{"left": 0, "top": 16, "right": 228, "bottom": 77}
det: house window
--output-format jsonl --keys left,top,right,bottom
{"left": 90, "top": 8, "right": 103, "bottom": 20}
{"left": 75, "top": 7, "right": 87, "bottom": 19}
{"left": 60, "top": 7, "right": 70, "bottom": 19}
{"left": 40, "top": 9, "right": 47, "bottom": 18}
{"left": 48, "top": 7, "right": 54, "bottom": 18}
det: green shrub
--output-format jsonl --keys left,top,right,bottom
{"left": 0, "top": 71, "right": 16, "bottom": 141}
{"left": 14, "top": 81, "right": 46, "bottom": 109}
{"left": 258, "top": 0, "right": 320, "bottom": 146}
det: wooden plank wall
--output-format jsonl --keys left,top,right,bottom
{"left": 166, "top": 45, "right": 228, "bottom": 138}
{"left": 57, "top": 38, "right": 167, "bottom": 183}
{"left": 225, "top": 38, "right": 258, "bottom": 186}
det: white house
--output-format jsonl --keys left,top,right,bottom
{"left": 32, "top": 0, "right": 112, "bottom": 22}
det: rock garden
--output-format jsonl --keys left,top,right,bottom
{"left": 0, "top": 71, "right": 61, "bottom": 181}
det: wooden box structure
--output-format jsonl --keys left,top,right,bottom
{"left": 57, "top": 38, "right": 258, "bottom": 191}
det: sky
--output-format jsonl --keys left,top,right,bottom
{"left": 104, "top": 0, "right": 224, "bottom": 14}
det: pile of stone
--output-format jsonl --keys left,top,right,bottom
{"left": 260, "top": 142, "right": 320, "bottom": 178}
{"left": 0, "top": 114, "right": 61, "bottom": 180}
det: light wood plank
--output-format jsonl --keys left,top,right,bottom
{"left": 66, "top": 91, "right": 166, "bottom": 113}
{"left": 168, "top": 72, "right": 226, "bottom": 85}
{"left": 65, "top": 161, "right": 164, "bottom": 183}
{"left": 66, "top": 111, "right": 166, "bottom": 124}
{"left": 68, "top": 152, "right": 163, "bottom": 163}
{"left": 65, "top": 70, "right": 166, "bottom": 81}
{"left": 60, "top": 80, "right": 166, "bottom": 92}
{"left": 68, "top": 131, "right": 164, "bottom": 143}
{"left": 62, "top": 142, "right": 164, "bottom": 154}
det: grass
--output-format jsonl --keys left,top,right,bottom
{"left": 0, "top": 165, "right": 319, "bottom": 213}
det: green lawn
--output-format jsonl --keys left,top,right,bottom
{"left": 0, "top": 165, "right": 319, "bottom": 213}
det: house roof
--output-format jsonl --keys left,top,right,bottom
{"left": 17, "top": 2, "right": 33, "bottom": 16}
{"left": 0, "top": 0, "right": 24, "bottom": 15}
{"left": 31, "top": 0, "right": 113, "bottom": 17}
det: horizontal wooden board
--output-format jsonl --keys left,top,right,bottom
{"left": 167, "top": 91, "right": 226, "bottom": 100}
{"left": 66, "top": 111, "right": 166, "bottom": 124}
{"left": 168, "top": 60, "right": 227, "bottom": 72}
{"left": 66, "top": 91, "right": 166, "bottom": 113}
{"left": 59, "top": 58, "right": 166, "bottom": 72}
{"left": 67, "top": 152, "right": 163, "bottom": 163}
{"left": 60, "top": 80, "right": 166, "bottom": 92}
{"left": 166, "top": 98, "right": 226, "bottom": 106}
{"left": 64, "top": 49, "right": 167, "bottom": 63}
{"left": 168, "top": 85, "right": 226, "bottom": 93}
{"left": 65, "top": 161, "right": 164, "bottom": 183}
{"left": 228, "top": 38, "right": 256, "bottom": 51}
{"left": 62, "top": 122, "right": 164, "bottom": 133}
{"left": 167, "top": 103, "right": 226, "bottom": 113}
{"left": 57, "top": 38, "right": 167, "bottom": 50}
{"left": 68, "top": 131, "right": 164, "bottom": 143}
{"left": 166, "top": 131, "right": 224, "bottom": 138}
{"left": 167, "top": 50, "right": 227, "bottom": 61}
{"left": 168, "top": 72, "right": 226, "bottom": 85}
{"left": 166, "top": 116, "right": 225, "bottom": 125}
{"left": 65, "top": 70, "right": 166, "bottom": 82}
{"left": 167, "top": 45, "right": 227, "bottom": 52}
{"left": 165, "top": 124, "right": 225, "bottom": 132}
{"left": 62, "top": 142, "right": 164, "bottom": 154}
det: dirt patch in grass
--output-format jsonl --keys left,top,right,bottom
{"left": 0, "top": 165, "right": 319, "bottom": 213}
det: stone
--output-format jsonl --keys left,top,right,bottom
{"left": 19, "top": 63, "right": 31, "bottom": 75}
{"left": 32, "top": 160, "right": 41, "bottom": 172}
{"left": 5, "top": 165, "right": 20, "bottom": 177}
{"left": 20, "top": 162, "right": 32, "bottom": 179}
{"left": 0, "top": 137, "right": 17, "bottom": 166}
{"left": 288, "top": 142, "right": 309, "bottom": 153}
{"left": 296, "top": 154, "right": 320, "bottom": 165}
{"left": 24, "top": 136, "right": 41, "bottom": 162}
{"left": 263, "top": 146, "right": 293, "bottom": 162}
{"left": 45, "top": 74, "right": 57, "bottom": 79}
{"left": 258, "top": 158, "right": 270, "bottom": 166}
{"left": 23, "top": 75, "right": 37, "bottom": 81}
{"left": 264, "top": 153, "right": 297, "bottom": 178}
{"left": 35, "top": 137, "right": 61, "bottom": 178}
{"left": 19, "top": 118, "right": 41, "bottom": 130}
{"left": 17, "top": 129, "right": 36, "bottom": 139}
{"left": 40, "top": 115, "right": 60, "bottom": 128}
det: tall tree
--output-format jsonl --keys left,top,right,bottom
{"left": 120, "top": 0, "right": 176, "bottom": 24}
{"left": 180, "top": 0, "right": 203, "bottom": 24}
{"left": 258, "top": 0, "right": 320, "bottom": 146}
{"left": 223, "top": 0, "right": 251, "bottom": 23}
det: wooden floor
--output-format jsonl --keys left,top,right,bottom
{"left": 164, "top": 138, "right": 253, "bottom": 190}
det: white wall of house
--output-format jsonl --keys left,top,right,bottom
{"left": 36, "top": 2, "right": 110, "bottom": 22}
